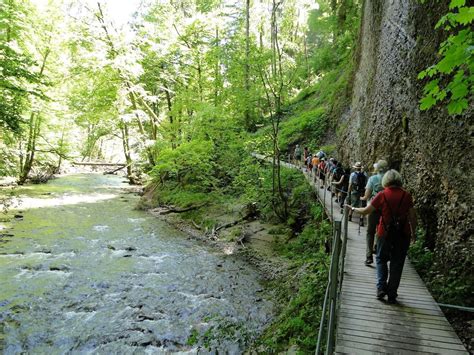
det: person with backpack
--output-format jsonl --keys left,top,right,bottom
{"left": 311, "top": 155, "right": 319, "bottom": 181}
{"left": 316, "top": 150, "right": 326, "bottom": 160}
{"left": 331, "top": 162, "right": 344, "bottom": 202}
{"left": 318, "top": 157, "right": 326, "bottom": 188}
{"left": 303, "top": 147, "right": 309, "bottom": 170}
{"left": 347, "top": 162, "right": 367, "bottom": 222}
{"left": 361, "top": 159, "right": 388, "bottom": 266}
{"left": 306, "top": 154, "right": 313, "bottom": 173}
{"left": 332, "top": 165, "right": 350, "bottom": 213}
{"left": 349, "top": 169, "right": 417, "bottom": 304}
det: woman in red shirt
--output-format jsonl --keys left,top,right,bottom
{"left": 349, "top": 169, "right": 417, "bottom": 304}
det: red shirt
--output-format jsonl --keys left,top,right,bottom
{"left": 370, "top": 187, "right": 413, "bottom": 237}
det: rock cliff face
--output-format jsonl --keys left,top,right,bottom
{"left": 338, "top": 0, "right": 472, "bottom": 299}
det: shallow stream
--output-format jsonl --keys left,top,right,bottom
{"left": 0, "top": 174, "right": 273, "bottom": 353}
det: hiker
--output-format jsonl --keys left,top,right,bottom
{"left": 294, "top": 145, "right": 302, "bottom": 167}
{"left": 311, "top": 155, "right": 319, "bottom": 180}
{"left": 306, "top": 154, "right": 313, "bottom": 173}
{"left": 316, "top": 150, "right": 326, "bottom": 160}
{"left": 360, "top": 159, "right": 388, "bottom": 265}
{"left": 329, "top": 159, "right": 340, "bottom": 197}
{"left": 349, "top": 169, "right": 417, "bottom": 304}
{"left": 303, "top": 147, "right": 309, "bottom": 169}
{"left": 347, "top": 162, "right": 367, "bottom": 223}
{"left": 318, "top": 157, "right": 326, "bottom": 188}
{"left": 332, "top": 166, "right": 351, "bottom": 212}
{"left": 340, "top": 168, "right": 351, "bottom": 209}
{"left": 331, "top": 162, "right": 344, "bottom": 203}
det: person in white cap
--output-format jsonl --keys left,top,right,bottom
{"left": 361, "top": 159, "right": 388, "bottom": 265}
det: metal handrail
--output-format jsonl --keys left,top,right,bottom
{"left": 250, "top": 152, "right": 350, "bottom": 353}
{"left": 315, "top": 205, "right": 350, "bottom": 354}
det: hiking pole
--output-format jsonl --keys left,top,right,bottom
{"left": 358, "top": 214, "right": 361, "bottom": 235}
{"left": 357, "top": 199, "right": 366, "bottom": 235}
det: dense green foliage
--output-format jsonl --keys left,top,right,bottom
{"left": 0, "top": 1, "right": 43, "bottom": 132}
{"left": 0, "top": 0, "right": 361, "bottom": 351}
{"left": 257, "top": 207, "right": 331, "bottom": 352}
{"left": 418, "top": 0, "right": 473, "bottom": 115}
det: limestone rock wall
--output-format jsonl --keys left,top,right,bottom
{"left": 338, "top": 0, "right": 473, "bottom": 293}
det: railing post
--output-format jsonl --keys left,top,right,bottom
{"left": 330, "top": 189, "right": 334, "bottom": 223}
{"left": 326, "top": 221, "right": 341, "bottom": 354}
{"left": 323, "top": 179, "right": 327, "bottom": 210}
{"left": 339, "top": 205, "right": 350, "bottom": 293}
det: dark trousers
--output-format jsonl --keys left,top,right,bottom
{"left": 366, "top": 210, "right": 380, "bottom": 258}
{"left": 376, "top": 234, "right": 410, "bottom": 298}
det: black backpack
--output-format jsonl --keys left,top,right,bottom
{"left": 382, "top": 192, "right": 407, "bottom": 240}
{"left": 333, "top": 166, "right": 344, "bottom": 182}
{"left": 353, "top": 172, "right": 366, "bottom": 193}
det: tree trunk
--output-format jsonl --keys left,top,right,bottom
{"left": 127, "top": 86, "right": 155, "bottom": 166}
{"left": 120, "top": 119, "right": 134, "bottom": 183}
{"left": 18, "top": 48, "right": 50, "bottom": 184}
{"left": 244, "top": 0, "right": 252, "bottom": 130}
{"left": 19, "top": 113, "right": 41, "bottom": 184}
{"left": 163, "top": 82, "right": 177, "bottom": 149}
{"left": 214, "top": 25, "right": 220, "bottom": 107}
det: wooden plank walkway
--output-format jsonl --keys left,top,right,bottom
{"left": 252, "top": 154, "right": 467, "bottom": 353}
{"left": 303, "top": 167, "right": 467, "bottom": 354}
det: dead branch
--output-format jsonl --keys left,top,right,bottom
{"left": 153, "top": 203, "right": 208, "bottom": 215}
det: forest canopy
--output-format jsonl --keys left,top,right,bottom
{"left": 0, "top": 0, "right": 359, "bottom": 185}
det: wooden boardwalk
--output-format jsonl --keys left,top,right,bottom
{"left": 251, "top": 154, "right": 467, "bottom": 354}
{"left": 304, "top": 168, "right": 467, "bottom": 354}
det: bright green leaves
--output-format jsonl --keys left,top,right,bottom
{"left": 420, "top": 79, "right": 441, "bottom": 111}
{"left": 150, "top": 139, "right": 218, "bottom": 190}
{"left": 450, "top": 71, "right": 469, "bottom": 99}
{"left": 447, "top": 98, "right": 469, "bottom": 114}
{"left": 419, "top": 4, "right": 473, "bottom": 115}
{"left": 456, "top": 6, "right": 474, "bottom": 24}
{"left": 449, "top": 0, "right": 465, "bottom": 9}
{"left": 437, "top": 2, "right": 473, "bottom": 28}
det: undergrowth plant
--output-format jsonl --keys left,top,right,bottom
{"left": 255, "top": 204, "right": 331, "bottom": 353}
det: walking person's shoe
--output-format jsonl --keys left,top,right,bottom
{"left": 387, "top": 297, "right": 398, "bottom": 304}
{"left": 387, "top": 291, "right": 398, "bottom": 304}
{"left": 364, "top": 256, "right": 373, "bottom": 266}
{"left": 376, "top": 289, "right": 386, "bottom": 300}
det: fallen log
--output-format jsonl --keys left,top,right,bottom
{"left": 104, "top": 163, "right": 131, "bottom": 175}
{"left": 73, "top": 161, "right": 126, "bottom": 167}
{"left": 215, "top": 219, "right": 244, "bottom": 232}
{"left": 152, "top": 203, "right": 208, "bottom": 215}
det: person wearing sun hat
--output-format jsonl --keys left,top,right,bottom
{"left": 361, "top": 159, "right": 388, "bottom": 265}
{"left": 348, "top": 161, "right": 367, "bottom": 221}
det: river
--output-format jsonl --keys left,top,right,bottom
{"left": 0, "top": 174, "right": 273, "bottom": 354}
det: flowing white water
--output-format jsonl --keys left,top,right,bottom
{"left": 0, "top": 174, "right": 273, "bottom": 353}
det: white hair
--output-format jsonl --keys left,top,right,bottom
{"left": 382, "top": 169, "right": 403, "bottom": 187}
